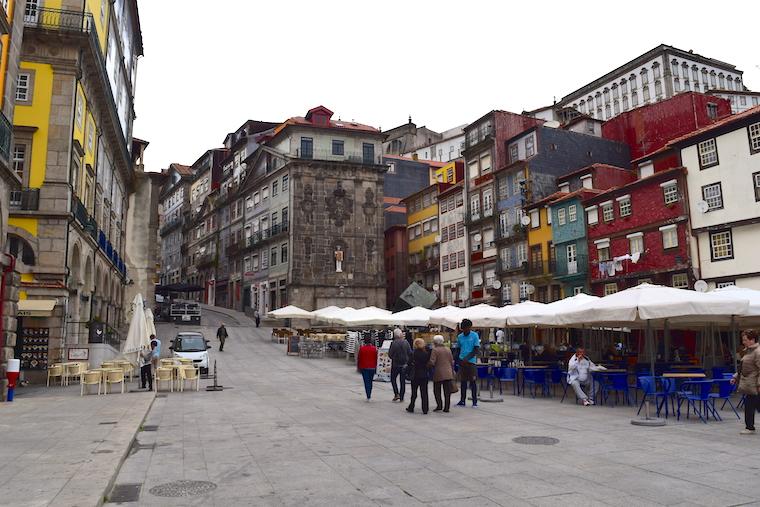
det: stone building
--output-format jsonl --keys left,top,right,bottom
{"left": 242, "top": 106, "right": 386, "bottom": 311}
{"left": 8, "top": 0, "right": 142, "bottom": 382}
{"left": 158, "top": 163, "right": 192, "bottom": 285}
{"left": 0, "top": 0, "right": 27, "bottom": 400}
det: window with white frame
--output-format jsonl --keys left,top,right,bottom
{"left": 672, "top": 273, "right": 688, "bottom": 289}
{"left": 749, "top": 122, "right": 760, "bottom": 154}
{"left": 483, "top": 228, "right": 494, "bottom": 248}
{"left": 662, "top": 182, "right": 679, "bottom": 204}
{"left": 530, "top": 209, "right": 539, "bottom": 228}
{"left": 525, "top": 135, "right": 535, "bottom": 158}
{"left": 12, "top": 144, "right": 26, "bottom": 179}
{"left": 586, "top": 206, "right": 598, "bottom": 225}
{"left": 15, "top": 73, "right": 30, "bottom": 102}
{"left": 558, "top": 208, "right": 566, "bottom": 225}
{"left": 568, "top": 204, "right": 577, "bottom": 222}
{"left": 701, "top": 182, "right": 723, "bottom": 210}
{"left": 716, "top": 281, "right": 735, "bottom": 288}
{"left": 573, "top": 286, "right": 584, "bottom": 295}
{"left": 698, "top": 139, "right": 718, "bottom": 168}
{"left": 660, "top": 225, "right": 678, "bottom": 249}
{"left": 604, "top": 283, "right": 618, "bottom": 295}
{"left": 519, "top": 281, "right": 530, "bottom": 300}
{"left": 470, "top": 232, "right": 481, "bottom": 252}
{"left": 618, "top": 196, "right": 631, "bottom": 217}
{"left": 499, "top": 211, "right": 509, "bottom": 236}
{"left": 509, "top": 144, "right": 518, "bottom": 164}
{"left": 485, "top": 268, "right": 496, "bottom": 287}
{"left": 710, "top": 230, "right": 733, "bottom": 260}
{"left": 482, "top": 189, "right": 493, "bottom": 216}
{"left": 503, "top": 284, "right": 512, "bottom": 304}
{"left": 470, "top": 195, "right": 480, "bottom": 218}
{"left": 517, "top": 242, "right": 528, "bottom": 264}
{"left": 627, "top": 233, "right": 644, "bottom": 255}
{"left": 601, "top": 202, "right": 614, "bottom": 222}
{"left": 472, "top": 271, "right": 483, "bottom": 287}
{"left": 513, "top": 176, "right": 524, "bottom": 196}
{"left": 500, "top": 247, "right": 511, "bottom": 269}
{"left": 480, "top": 154, "right": 492, "bottom": 174}
{"left": 754, "top": 172, "right": 760, "bottom": 201}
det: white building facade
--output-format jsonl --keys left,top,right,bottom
{"left": 438, "top": 183, "right": 468, "bottom": 306}
{"left": 678, "top": 106, "right": 760, "bottom": 290}
{"left": 402, "top": 125, "right": 466, "bottom": 163}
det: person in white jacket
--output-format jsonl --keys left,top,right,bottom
{"left": 567, "top": 347, "right": 604, "bottom": 406}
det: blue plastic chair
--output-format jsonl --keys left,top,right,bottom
{"left": 658, "top": 377, "right": 680, "bottom": 418}
{"left": 677, "top": 381, "right": 720, "bottom": 423}
{"left": 497, "top": 367, "right": 517, "bottom": 396}
{"left": 549, "top": 369, "right": 564, "bottom": 397}
{"left": 602, "top": 373, "right": 632, "bottom": 406}
{"left": 711, "top": 367, "right": 726, "bottom": 379}
{"left": 477, "top": 365, "right": 490, "bottom": 390}
{"left": 710, "top": 379, "right": 740, "bottom": 419}
{"left": 637, "top": 376, "right": 667, "bottom": 416}
{"left": 524, "top": 369, "right": 548, "bottom": 398}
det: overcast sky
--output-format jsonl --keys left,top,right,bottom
{"left": 133, "top": 0, "right": 759, "bottom": 171}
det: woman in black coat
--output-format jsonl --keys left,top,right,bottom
{"left": 406, "top": 338, "right": 431, "bottom": 414}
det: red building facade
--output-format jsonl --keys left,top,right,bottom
{"left": 384, "top": 225, "right": 408, "bottom": 309}
{"left": 584, "top": 167, "right": 692, "bottom": 296}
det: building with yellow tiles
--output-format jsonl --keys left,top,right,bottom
{"left": 8, "top": 0, "right": 143, "bottom": 382}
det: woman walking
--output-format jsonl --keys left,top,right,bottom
{"left": 429, "top": 335, "right": 455, "bottom": 412}
{"left": 406, "top": 338, "right": 431, "bottom": 414}
{"left": 731, "top": 329, "right": 760, "bottom": 435}
{"left": 357, "top": 336, "right": 378, "bottom": 401}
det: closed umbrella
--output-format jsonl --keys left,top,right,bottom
{"left": 122, "top": 294, "right": 150, "bottom": 364}
{"left": 144, "top": 307, "right": 157, "bottom": 338}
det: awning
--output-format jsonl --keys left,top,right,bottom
{"left": 17, "top": 299, "right": 57, "bottom": 317}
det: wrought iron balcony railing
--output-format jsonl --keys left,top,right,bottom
{"left": 554, "top": 254, "right": 589, "bottom": 277}
{"left": 0, "top": 110, "right": 11, "bottom": 161}
{"left": 292, "top": 148, "right": 382, "bottom": 165}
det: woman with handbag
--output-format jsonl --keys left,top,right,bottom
{"left": 406, "top": 338, "right": 431, "bottom": 414}
{"left": 357, "top": 336, "right": 378, "bottom": 401}
{"left": 731, "top": 329, "right": 760, "bottom": 435}
{"left": 428, "top": 335, "right": 455, "bottom": 412}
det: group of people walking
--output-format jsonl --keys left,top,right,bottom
{"left": 355, "top": 319, "right": 482, "bottom": 414}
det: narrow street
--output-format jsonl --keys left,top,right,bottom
{"left": 105, "top": 307, "right": 759, "bottom": 506}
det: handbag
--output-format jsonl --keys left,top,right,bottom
{"left": 449, "top": 379, "right": 459, "bottom": 394}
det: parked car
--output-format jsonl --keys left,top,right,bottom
{"left": 169, "top": 332, "right": 210, "bottom": 374}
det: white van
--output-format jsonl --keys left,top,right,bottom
{"left": 169, "top": 332, "right": 211, "bottom": 373}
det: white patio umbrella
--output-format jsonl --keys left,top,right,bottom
{"left": 459, "top": 303, "right": 509, "bottom": 328}
{"left": 336, "top": 306, "right": 393, "bottom": 327}
{"left": 268, "top": 305, "right": 315, "bottom": 319}
{"left": 428, "top": 305, "right": 469, "bottom": 329}
{"left": 507, "top": 294, "right": 597, "bottom": 327}
{"left": 712, "top": 286, "right": 760, "bottom": 326}
{"left": 381, "top": 306, "right": 435, "bottom": 327}
{"left": 311, "top": 306, "right": 352, "bottom": 324}
{"left": 121, "top": 294, "right": 150, "bottom": 364}
{"left": 144, "top": 307, "right": 157, "bottom": 338}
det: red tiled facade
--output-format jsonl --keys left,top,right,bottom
{"left": 384, "top": 225, "right": 408, "bottom": 308}
{"left": 584, "top": 168, "right": 692, "bottom": 296}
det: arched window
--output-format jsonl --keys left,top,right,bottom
{"left": 7, "top": 234, "right": 35, "bottom": 265}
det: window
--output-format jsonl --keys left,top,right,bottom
{"left": 525, "top": 135, "right": 535, "bottom": 158}
{"left": 707, "top": 103, "right": 718, "bottom": 120}
{"left": 558, "top": 208, "right": 566, "bottom": 226}
{"left": 423, "top": 220, "right": 431, "bottom": 234}
{"left": 448, "top": 224, "right": 455, "bottom": 239}
{"left": 618, "top": 197, "right": 631, "bottom": 217}
{"left": 447, "top": 167, "right": 454, "bottom": 182}
{"left": 332, "top": 140, "right": 344, "bottom": 156}
{"left": 253, "top": 192, "right": 260, "bottom": 205}
{"left": 598, "top": 246, "right": 610, "bottom": 262}
{"left": 470, "top": 195, "right": 480, "bottom": 218}
{"left": 748, "top": 122, "right": 760, "bottom": 153}
{"left": 482, "top": 189, "right": 493, "bottom": 217}
{"left": 698, "top": 139, "right": 718, "bottom": 168}
{"left": 458, "top": 250, "right": 465, "bottom": 268}
{"left": 470, "top": 232, "right": 481, "bottom": 252}
{"left": 586, "top": 206, "right": 598, "bottom": 225}
{"left": 509, "top": 144, "right": 518, "bottom": 164}
{"left": 262, "top": 187, "right": 269, "bottom": 200}
{"left": 628, "top": 233, "right": 644, "bottom": 255}
{"left": 15, "top": 72, "right": 30, "bottom": 102}
{"left": 513, "top": 176, "right": 524, "bottom": 196}
{"left": 710, "top": 230, "right": 733, "bottom": 261}
{"left": 632, "top": 91, "right": 638, "bottom": 107}
{"left": 519, "top": 281, "right": 530, "bottom": 301}
{"left": 716, "top": 281, "right": 735, "bottom": 288}
{"left": 672, "top": 273, "right": 688, "bottom": 289}
{"left": 480, "top": 154, "right": 492, "bottom": 174}
{"left": 568, "top": 204, "right": 577, "bottom": 222}
{"left": 468, "top": 160, "right": 479, "bottom": 180}
{"left": 660, "top": 225, "right": 678, "bottom": 249}
{"left": 662, "top": 182, "right": 679, "bottom": 205}
{"left": 362, "top": 143, "right": 375, "bottom": 164}
{"left": 573, "top": 286, "right": 584, "bottom": 296}
{"left": 601, "top": 202, "right": 614, "bottom": 222}
{"left": 604, "top": 283, "right": 618, "bottom": 296}
{"left": 441, "top": 225, "right": 448, "bottom": 242}
{"left": 517, "top": 242, "right": 528, "bottom": 264}
{"left": 701, "top": 182, "right": 723, "bottom": 210}
{"left": 281, "top": 243, "right": 288, "bottom": 263}
{"left": 529, "top": 209, "right": 539, "bottom": 228}
{"left": 272, "top": 180, "right": 278, "bottom": 196}
{"left": 754, "top": 172, "right": 760, "bottom": 201}
{"left": 456, "top": 221, "right": 464, "bottom": 238}
{"left": 442, "top": 255, "right": 449, "bottom": 271}
{"left": 270, "top": 247, "right": 278, "bottom": 266}
{"left": 300, "top": 137, "right": 313, "bottom": 159}
{"left": 12, "top": 144, "right": 26, "bottom": 179}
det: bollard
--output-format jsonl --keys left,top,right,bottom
{"left": 6, "top": 358, "right": 20, "bottom": 402}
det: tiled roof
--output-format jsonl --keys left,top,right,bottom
{"left": 524, "top": 191, "right": 569, "bottom": 210}
{"left": 276, "top": 116, "right": 380, "bottom": 135}
{"left": 550, "top": 188, "right": 604, "bottom": 205}
{"left": 557, "top": 163, "right": 631, "bottom": 182}
{"left": 171, "top": 163, "right": 193, "bottom": 176}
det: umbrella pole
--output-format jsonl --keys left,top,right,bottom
{"left": 649, "top": 320, "right": 655, "bottom": 377}
{"left": 731, "top": 316, "right": 738, "bottom": 374}
{"left": 632, "top": 318, "right": 666, "bottom": 426}
{"left": 664, "top": 320, "right": 671, "bottom": 362}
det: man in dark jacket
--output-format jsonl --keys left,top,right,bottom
{"left": 388, "top": 328, "right": 412, "bottom": 402}
{"left": 217, "top": 324, "right": 228, "bottom": 351}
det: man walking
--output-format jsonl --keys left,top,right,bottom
{"left": 567, "top": 347, "right": 603, "bottom": 406}
{"left": 457, "top": 319, "right": 480, "bottom": 407}
{"left": 217, "top": 324, "right": 228, "bottom": 352}
{"left": 388, "top": 328, "right": 412, "bottom": 402}
{"left": 140, "top": 342, "right": 156, "bottom": 390}
{"left": 254, "top": 308, "right": 261, "bottom": 328}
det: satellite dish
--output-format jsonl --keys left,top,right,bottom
{"left": 526, "top": 284, "right": 536, "bottom": 295}
{"left": 492, "top": 280, "right": 502, "bottom": 290}
{"left": 433, "top": 284, "right": 440, "bottom": 292}
{"left": 695, "top": 200, "right": 709, "bottom": 213}
{"left": 520, "top": 215, "right": 531, "bottom": 226}
{"left": 434, "top": 235, "right": 441, "bottom": 243}
{"left": 694, "top": 280, "right": 708, "bottom": 292}
{"left": 474, "top": 233, "right": 482, "bottom": 242}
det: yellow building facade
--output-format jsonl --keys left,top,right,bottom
{"left": 403, "top": 184, "right": 442, "bottom": 293}
{"left": 525, "top": 193, "right": 564, "bottom": 303}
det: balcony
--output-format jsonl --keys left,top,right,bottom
{"left": 555, "top": 254, "right": 589, "bottom": 278}
{"left": 497, "top": 258, "right": 527, "bottom": 275}
{"left": 527, "top": 259, "right": 557, "bottom": 277}
{"left": 245, "top": 222, "right": 290, "bottom": 250}
{"left": 465, "top": 209, "right": 494, "bottom": 226}
{"left": 464, "top": 123, "right": 493, "bottom": 150}
{"left": 226, "top": 240, "right": 242, "bottom": 257}
{"left": 160, "top": 216, "right": 184, "bottom": 236}
{"left": 196, "top": 252, "right": 216, "bottom": 268}
{"left": 0, "top": 110, "right": 11, "bottom": 161}
{"left": 292, "top": 148, "right": 382, "bottom": 166}
{"left": 72, "top": 196, "right": 97, "bottom": 240}
{"left": 409, "top": 256, "right": 439, "bottom": 273}
{"left": 495, "top": 225, "right": 526, "bottom": 243}
{"left": 9, "top": 189, "right": 39, "bottom": 211}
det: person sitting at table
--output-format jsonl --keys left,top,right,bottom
{"left": 567, "top": 347, "right": 605, "bottom": 406}
{"left": 456, "top": 319, "right": 480, "bottom": 408}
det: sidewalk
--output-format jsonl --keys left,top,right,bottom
{"left": 0, "top": 383, "right": 154, "bottom": 507}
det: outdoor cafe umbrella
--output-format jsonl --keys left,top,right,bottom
{"left": 311, "top": 306, "right": 351, "bottom": 325}
{"left": 335, "top": 306, "right": 393, "bottom": 327}
{"left": 121, "top": 293, "right": 150, "bottom": 364}
{"left": 458, "top": 303, "right": 509, "bottom": 328}
{"left": 144, "top": 307, "right": 157, "bottom": 338}
{"left": 711, "top": 286, "right": 760, "bottom": 372}
{"left": 427, "top": 305, "right": 469, "bottom": 329}
{"left": 380, "top": 306, "right": 435, "bottom": 327}
{"left": 268, "top": 305, "right": 315, "bottom": 319}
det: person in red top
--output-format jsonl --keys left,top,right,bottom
{"left": 357, "top": 336, "right": 378, "bottom": 401}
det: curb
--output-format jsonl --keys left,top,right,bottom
{"left": 98, "top": 392, "right": 157, "bottom": 506}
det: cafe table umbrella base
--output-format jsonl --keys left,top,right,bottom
{"left": 478, "top": 363, "right": 503, "bottom": 403}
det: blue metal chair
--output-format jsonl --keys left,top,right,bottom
{"left": 549, "top": 369, "right": 564, "bottom": 397}
{"left": 524, "top": 369, "right": 548, "bottom": 398}
{"left": 710, "top": 379, "right": 740, "bottom": 419}
{"left": 601, "top": 373, "right": 632, "bottom": 406}
{"left": 677, "top": 381, "right": 720, "bottom": 423}
{"left": 637, "top": 376, "right": 667, "bottom": 416}
{"left": 658, "top": 377, "right": 680, "bottom": 418}
{"left": 477, "top": 365, "right": 490, "bottom": 390}
{"left": 496, "top": 367, "right": 517, "bottom": 396}
{"left": 711, "top": 367, "right": 726, "bottom": 379}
